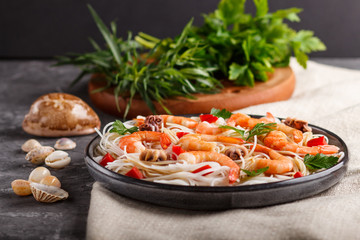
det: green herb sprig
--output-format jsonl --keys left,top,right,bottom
{"left": 219, "top": 125, "right": 245, "bottom": 138}
{"left": 210, "top": 108, "right": 233, "bottom": 119}
{"left": 190, "top": 0, "right": 326, "bottom": 86}
{"left": 246, "top": 123, "right": 276, "bottom": 140}
{"left": 242, "top": 167, "right": 269, "bottom": 176}
{"left": 220, "top": 122, "right": 276, "bottom": 141}
{"left": 304, "top": 153, "right": 339, "bottom": 170}
{"left": 110, "top": 120, "right": 138, "bottom": 135}
{"left": 56, "top": 5, "right": 220, "bottom": 118}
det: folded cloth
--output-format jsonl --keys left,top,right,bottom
{"left": 87, "top": 59, "right": 360, "bottom": 240}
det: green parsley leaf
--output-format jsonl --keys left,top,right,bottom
{"left": 215, "top": 0, "right": 246, "bottom": 27}
{"left": 210, "top": 108, "right": 233, "bottom": 119}
{"left": 272, "top": 8, "right": 302, "bottom": 22}
{"left": 293, "top": 30, "right": 327, "bottom": 53}
{"left": 246, "top": 123, "right": 276, "bottom": 140}
{"left": 304, "top": 153, "right": 339, "bottom": 170}
{"left": 229, "top": 63, "right": 247, "bottom": 81}
{"left": 242, "top": 167, "right": 269, "bottom": 177}
{"left": 110, "top": 120, "right": 138, "bottom": 135}
{"left": 219, "top": 125, "right": 245, "bottom": 138}
{"left": 253, "top": 0, "right": 269, "bottom": 18}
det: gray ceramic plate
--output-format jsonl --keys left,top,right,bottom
{"left": 85, "top": 120, "right": 348, "bottom": 210}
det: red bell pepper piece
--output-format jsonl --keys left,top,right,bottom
{"left": 293, "top": 172, "right": 303, "bottom": 178}
{"left": 307, "top": 136, "right": 327, "bottom": 147}
{"left": 199, "top": 114, "right": 218, "bottom": 123}
{"left": 171, "top": 145, "right": 186, "bottom": 160}
{"left": 176, "top": 132, "right": 189, "bottom": 139}
{"left": 172, "top": 145, "right": 186, "bottom": 155}
{"left": 99, "top": 153, "right": 115, "bottom": 167}
{"left": 192, "top": 165, "right": 213, "bottom": 176}
{"left": 125, "top": 166, "right": 144, "bottom": 179}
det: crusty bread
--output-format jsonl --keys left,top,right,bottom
{"left": 22, "top": 93, "right": 101, "bottom": 137}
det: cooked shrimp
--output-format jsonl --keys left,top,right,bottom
{"left": 227, "top": 112, "right": 303, "bottom": 143}
{"left": 160, "top": 115, "right": 198, "bottom": 129}
{"left": 227, "top": 112, "right": 270, "bottom": 127}
{"left": 195, "top": 121, "right": 227, "bottom": 135}
{"left": 178, "top": 134, "right": 245, "bottom": 152}
{"left": 263, "top": 131, "right": 339, "bottom": 155}
{"left": 178, "top": 151, "right": 240, "bottom": 184}
{"left": 133, "top": 115, "right": 198, "bottom": 129}
{"left": 118, "top": 131, "right": 172, "bottom": 153}
{"left": 253, "top": 144, "right": 294, "bottom": 174}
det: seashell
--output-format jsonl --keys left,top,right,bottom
{"left": 21, "top": 139, "right": 42, "bottom": 152}
{"left": 40, "top": 175, "right": 61, "bottom": 188}
{"left": 11, "top": 179, "right": 32, "bottom": 196}
{"left": 30, "top": 182, "right": 68, "bottom": 203}
{"left": 22, "top": 93, "right": 101, "bottom": 137}
{"left": 28, "top": 167, "right": 51, "bottom": 183}
{"left": 54, "top": 138, "right": 76, "bottom": 150}
{"left": 45, "top": 151, "right": 71, "bottom": 169}
{"left": 25, "top": 146, "right": 55, "bottom": 165}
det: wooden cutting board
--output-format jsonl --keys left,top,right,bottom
{"left": 88, "top": 67, "right": 295, "bottom": 119}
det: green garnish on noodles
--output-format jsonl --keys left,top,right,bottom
{"left": 246, "top": 123, "right": 276, "bottom": 140}
{"left": 210, "top": 108, "right": 233, "bottom": 119}
{"left": 304, "top": 154, "right": 339, "bottom": 170}
{"left": 242, "top": 167, "right": 269, "bottom": 176}
{"left": 110, "top": 120, "right": 138, "bottom": 135}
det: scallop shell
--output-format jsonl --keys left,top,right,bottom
{"left": 25, "top": 146, "right": 55, "bottom": 165}
{"left": 22, "top": 93, "right": 101, "bottom": 137}
{"left": 21, "top": 139, "right": 42, "bottom": 152}
{"left": 45, "top": 150, "right": 71, "bottom": 169}
{"left": 54, "top": 138, "right": 76, "bottom": 150}
{"left": 30, "top": 182, "right": 68, "bottom": 203}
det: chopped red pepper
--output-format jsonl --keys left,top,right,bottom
{"left": 172, "top": 145, "right": 186, "bottom": 155}
{"left": 200, "top": 114, "right": 218, "bottom": 123}
{"left": 176, "top": 132, "right": 189, "bottom": 139}
{"left": 293, "top": 172, "right": 303, "bottom": 178}
{"left": 192, "top": 165, "right": 213, "bottom": 176}
{"left": 307, "top": 136, "right": 327, "bottom": 147}
{"left": 171, "top": 145, "right": 186, "bottom": 160}
{"left": 99, "top": 153, "right": 115, "bottom": 167}
{"left": 125, "top": 166, "right": 144, "bottom": 179}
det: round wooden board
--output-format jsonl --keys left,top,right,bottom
{"left": 88, "top": 67, "right": 295, "bottom": 119}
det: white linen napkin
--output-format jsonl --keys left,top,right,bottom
{"left": 87, "top": 59, "right": 360, "bottom": 240}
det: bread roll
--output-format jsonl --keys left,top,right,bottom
{"left": 22, "top": 93, "right": 101, "bottom": 137}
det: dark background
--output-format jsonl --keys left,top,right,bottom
{"left": 1, "top": 0, "right": 359, "bottom": 59}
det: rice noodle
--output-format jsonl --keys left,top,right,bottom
{"left": 94, "top": 115, "right": 344, "bottom": 186}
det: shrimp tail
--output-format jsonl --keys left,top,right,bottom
{"left": 318, "top": 145, "right": 340, "bottom": 154}
{"left": 228, "top": 168, "right": 239, "bottom": 184}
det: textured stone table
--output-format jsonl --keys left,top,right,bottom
{"left": 0, "top": 58, "right": 358, "bottom": 239}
